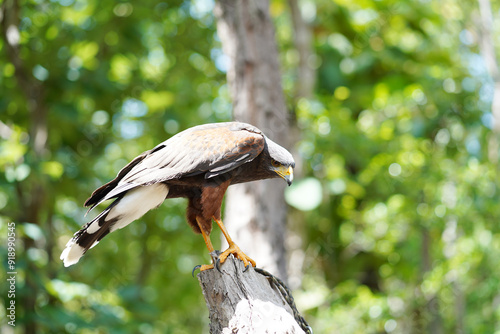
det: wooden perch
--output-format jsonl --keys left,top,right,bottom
{"left": 197, "top": 255, "right": 306, "bottom": 334}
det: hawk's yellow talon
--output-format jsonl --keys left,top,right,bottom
{"left": 218, "top": 242, "right": 256, "bottom": 269}
{"left": 199, "top": 264, "right": 214, "bottom": 271}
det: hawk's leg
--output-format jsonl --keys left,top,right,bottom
{"left": 213, "top": 217, "right": 256, "bottom": 270}
{"left": 196, "top": 218, "right": 215, "bottom": 272}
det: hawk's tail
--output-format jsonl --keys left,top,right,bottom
{"left": 60, "top": 183, "right": 169, "bottom": 267}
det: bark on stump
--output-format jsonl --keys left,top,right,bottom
{"left": 198, "top": 256, "right": 305, "bottom": 334}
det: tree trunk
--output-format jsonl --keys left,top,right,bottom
{"left": 1, "top": 2, "right": 49, "bottom": 333}
{"left": 475, "top": 0, "right": 500, "bottom": 163}
{"left": 214, "top": 0, "right": 291, "bottom": 282}
{"left": 198, "top": 256, "right": 305, "bottom": 334}
{"left": 418, "top": 226, "right": 443, "bottom": 334}
{"left": 286, "top": 0, "right": 315, "bottom": 289}
{"left": 288, "top": 0, "right": 315, "bottom": 101}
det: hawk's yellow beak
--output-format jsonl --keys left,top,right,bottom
{"left": 274, "top": 165, "right": 294, "bottom": 186}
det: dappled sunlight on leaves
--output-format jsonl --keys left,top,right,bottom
{"left": 1, "top": 0, "right": 500, "bottom": 332}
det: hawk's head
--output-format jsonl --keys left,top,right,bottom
{"left": 265, "top": 137, "right": 295, "bottom": 186}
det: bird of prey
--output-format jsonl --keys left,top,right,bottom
{"left": 61, "top": 122, "right": 294, "bottom": 271}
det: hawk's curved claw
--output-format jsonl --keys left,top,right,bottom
{"left": 192, "top": 265, "right": 201, "bottom": 277}
{"left": 243, "top": 262, "right": 251, "bottom": 272}
{"left": 215, "top": 258, "right": 222, "bottom": 273}
{"left": 192, "top": 264, "right": 214, "bottom": 277}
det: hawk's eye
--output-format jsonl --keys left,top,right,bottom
{"left": 271, "top": 160, "right": 281, "bottom": 168}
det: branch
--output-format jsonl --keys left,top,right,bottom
{"left": 197, "top": 256, "right": 309, "bottom": 334}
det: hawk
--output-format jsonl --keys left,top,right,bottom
{"left": 61, "top": 122, "right": 294, "bottom": 271}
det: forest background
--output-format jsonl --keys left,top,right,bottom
{"left": 1, "top": 0, "right": 500, "bottom": 333}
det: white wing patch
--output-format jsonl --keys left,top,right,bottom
{"left": 60, "top": 183, "right": 169, "bottom": 267}
{"left": 107, "top": 183, "right": 169, "bottom": 232}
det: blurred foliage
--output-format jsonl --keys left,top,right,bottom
{"left": 279, "top": 0, "right": 500, "bottom": 333}
{"left": 1, "top": 0, "right": 500, "bottom": 333}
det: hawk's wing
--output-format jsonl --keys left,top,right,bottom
{"left": 84, "top": 122, "right": 265, "bottom": 211}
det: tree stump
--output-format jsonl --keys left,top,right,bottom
{"left": 197, "top": 255, "right": 306, "bottom": 334}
